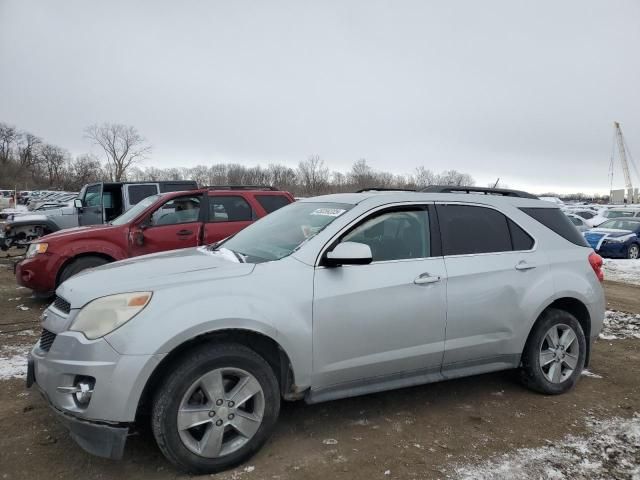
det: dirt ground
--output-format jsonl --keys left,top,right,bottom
{"left": 0, "top": 258, "right": 639, "bottom": 480}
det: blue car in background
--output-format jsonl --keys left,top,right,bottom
{"left": 583, "top": 218, "right": 640, "bottom": 259}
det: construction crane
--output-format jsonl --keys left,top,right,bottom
{"left": 609, "top": 122, "right": 640, "bottom": 203}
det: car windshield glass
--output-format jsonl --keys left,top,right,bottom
{"left": 598, "top": 219, "right": 640, "bottom": 231}
{"left": 219, "top": 202, "right": 352, "bottom": 263}
{"left": 605, "top": 210, "right": 636, "bottom": 218}
{"left": 110, "top": 194, "right": 160, "bottom": 225}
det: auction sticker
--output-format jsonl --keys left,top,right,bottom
{"left": 310, "top": 208, "right": 346, "bottom": 217}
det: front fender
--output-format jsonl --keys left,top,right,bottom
{"left": 64, "top": 240, "right": 128, "bottom": 261}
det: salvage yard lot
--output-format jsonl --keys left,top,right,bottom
{"left": 0, "top": 260, "right": 639, "bottom": 479}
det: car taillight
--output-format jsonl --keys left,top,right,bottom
{"left": 589, "top": 252, "right": 604, "bottom": 282}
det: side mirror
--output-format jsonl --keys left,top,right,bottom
{"left": 133, "top": 229, "right": 145, "bottom": 246}
{"left": 325, "top": 241, "right": 373, "bottom": 267}
{"left": 74, "top": 199, "right": 83, "bottom": 209}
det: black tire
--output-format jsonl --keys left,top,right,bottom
{"left": 627, "top": 243, "right": 640, "bottom": 260}
{"left": 520, "top": 308, "right": 586, "bottom": 395}
{"left": 151, "top": 343, "right": 280, "bottom": 474}
{"left": 57, "top": 256, "right": 109, "bottom": 285}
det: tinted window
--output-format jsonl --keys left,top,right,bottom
{"left": 508, "top": 219, "right": 535, "bottom": 250}
{"left": 520, "top": 207, "right": 589, "bottom": 247}
{"left": 437, "top": 205, "right": 512, "bottom": 255}
{"left": 128, "top": 184, "right": 158, "bottom": 205}
{"left": 576, "top": 211, "right": 595, "bottom": 219}
{"left": 84, "top": 184, "right": 101, "bottom": 207}
{"left": 151, "top": 195, "right": 201, "bottom": 226}
{"left": 255, "top": 194, "right": 292, "bottom": 213}
{"left": 208, "top": 196, "right": 254, "bottom": 222}
{"left": 569, "top": 216, "right": 583, "bottom": 226}
{"left": 342, "top": 209, "right": 430, "bottom": 261}
{"left": 159, "top": 182, "right": 197, "bottom": 193}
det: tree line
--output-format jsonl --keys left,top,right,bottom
{"left": 0, "top": 121, "right": 479, "bottom": 196}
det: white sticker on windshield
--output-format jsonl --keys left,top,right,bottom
{"left": 310, "top": 208, "right": 346, "bottom": 217}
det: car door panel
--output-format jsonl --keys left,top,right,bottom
{"left": 313, "top": 258, "right": 447, "bottom": 391}
{"left": 312, "top": 205, "right": 447, "bottom": 394}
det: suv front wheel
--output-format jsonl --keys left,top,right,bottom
{"left": 520, "top": 308, "right": 586, "bottom": 395}
{"left": 152, "top": 343, "right": 280, "bottom": 474}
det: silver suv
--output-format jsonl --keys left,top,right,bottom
{"left": 28, "top": 187, "right": 606, "bottom": 474}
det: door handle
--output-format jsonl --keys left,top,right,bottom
{"left": 414, "top": 273, "right": 441, "bottom": 285}
{"left": 177, "top": 229, "right": 193, "bottom": 236}
{"left": 515, "top": 261, "right": 536, "bottom": 271}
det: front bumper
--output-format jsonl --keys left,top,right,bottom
{"left": 16, "top": 253, "right": 66, "bottom": 295}
{"left": 28, "top": 354, "right": 129, "bottom": 459}
{"left": 27, "top": 323, "right": 164, "bottom": 459}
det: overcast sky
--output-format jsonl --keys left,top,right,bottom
{"left": 1, "top": 0, "right": 639, "bottom": 194}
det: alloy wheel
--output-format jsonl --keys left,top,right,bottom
{"left": 628, "top": 244, "right": 639, "bottom": 259}
{"left": 177, "top": 367, "right": 265, "bottom": 458}
{"left": 539, "top": 324, "right": 580, "bottom": 383}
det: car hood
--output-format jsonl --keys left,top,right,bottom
{"left": 40, "top": 223, "right": 116, "bottom": 242}
{"left": 57, "top": 246, "right": 254, "bottom": 308}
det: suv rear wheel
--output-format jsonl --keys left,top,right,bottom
{"left": 151, "top": 343, "right": 280, "bottom": 474}
{"left": 520, "top": 308, "right": 586, "bottom": 394}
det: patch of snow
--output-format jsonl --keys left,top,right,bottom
{"left": 581, "top": 369, "right": 603, "bottom": 379}
{"left": 15, "top": 304, "right": 29, "bottom": 311}
{"left": 600, "top": 310, "right": 640, "bottom": 340}
{"left": 603, "top": 259, "right": 640, "bottom": 285}
{"left": 0, "top": 344, "right": 31, "bottom": 380}
{"left": 322, "top": 439, "right": 338, "bottom": 445}
{"left": 452, "top": 414, "right": 640, "bottom": 479}
{"left": 243, "top": 466, "right": 255, "bottom": 473}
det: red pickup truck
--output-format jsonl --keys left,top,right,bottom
{"left": 16, "top": 187, "right": 294, "bottom": 296}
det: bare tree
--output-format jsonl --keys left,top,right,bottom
{"left": 437, "top": 169, "right": 475, "bottom": 186}
{"left": 39, "top": 144, "right": 68, "bottom": 186}
{"left": 412, "top": 166, "right": 437, "bottom": 188}
{"left": 297, "top": 155, "right": 329, "bottom": 195}
{"left": 0, "top": 122, "right": 18, "bottom": 165}
{"left": 65, "top": 154, "right": 104, "bottom": 190}
{"left": 84, "top": 123, "right": 151, "bottom": 181}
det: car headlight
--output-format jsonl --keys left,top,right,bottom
{"left": 26, "top": 243, "right": 48, "bottom": 258}
{"left": 70, "top": 292, "right": 152, "bottom": 340}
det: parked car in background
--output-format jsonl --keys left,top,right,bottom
{"left": 16, "top": 186, "right": 294, "bottom": 296}
{"left": 587, "top": 207, "right": 640, "bottom": 228}
{"left": 583, "top": 218, "right": 640, "bottom": 259}
{"left": 566, "top": 213, "right": 590, "bottom": 232}
{"left": 28, "top": 186, "right": 604, "bottom": 473}
{"left": 2, "top": 181, "right": 196, "bottom": 250}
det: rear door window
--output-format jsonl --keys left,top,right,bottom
{"left": 128, "top": 184, "right": 158, "bottom": 205}
{"left": 437, "top": 204, "right": 532, "bottom": 255}
{"left": 520, "top": 207, "right": 588, "bottom": 247}
{"left": 255, "top": 194, "right": 292, "bottom": 213}
{"left": 208, "top": 196, "right": 255, "bottom": 222}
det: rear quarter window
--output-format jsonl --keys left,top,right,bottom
{"left": 520, "top": 207, "right": 589, "bottom": 247}
{"left": 255, "top": 194, "right": 292, "bottom": 213}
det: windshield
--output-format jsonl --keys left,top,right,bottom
{"left": 110, "top": 194, "right": 160, "bottom": 225}
{"left": 219, "top": 202, "right": 352, "bottom": 263}
{"left": 598, "top": 219, "right": 640, "bottom": 231}
{"left": 604, "top": 210, "right": 636, "bottom": 219}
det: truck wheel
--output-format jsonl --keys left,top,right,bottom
{"left": 520, "top": 308, "right": 586, "bottom": 395}
{"left": 58, "top": 256, "right": 109, "bottom": 285}
{"left": 152, "top": 343, "right": 280, "bottom": 474}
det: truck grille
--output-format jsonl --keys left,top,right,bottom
{"left": 52, "top": 296, "right": 71, "bottom": 314}
{"left": 39, "top": 329, "right": 57, "bottom": 352}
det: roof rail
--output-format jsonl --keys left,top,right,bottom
{"left": 356, "top": 188, "right": 417, "bottom": 193}
{"left": 205, "top": 185, "right": 279, "bottom": 191}
{"left": 421, "top": 185, "right": 538, "bottom": 199}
